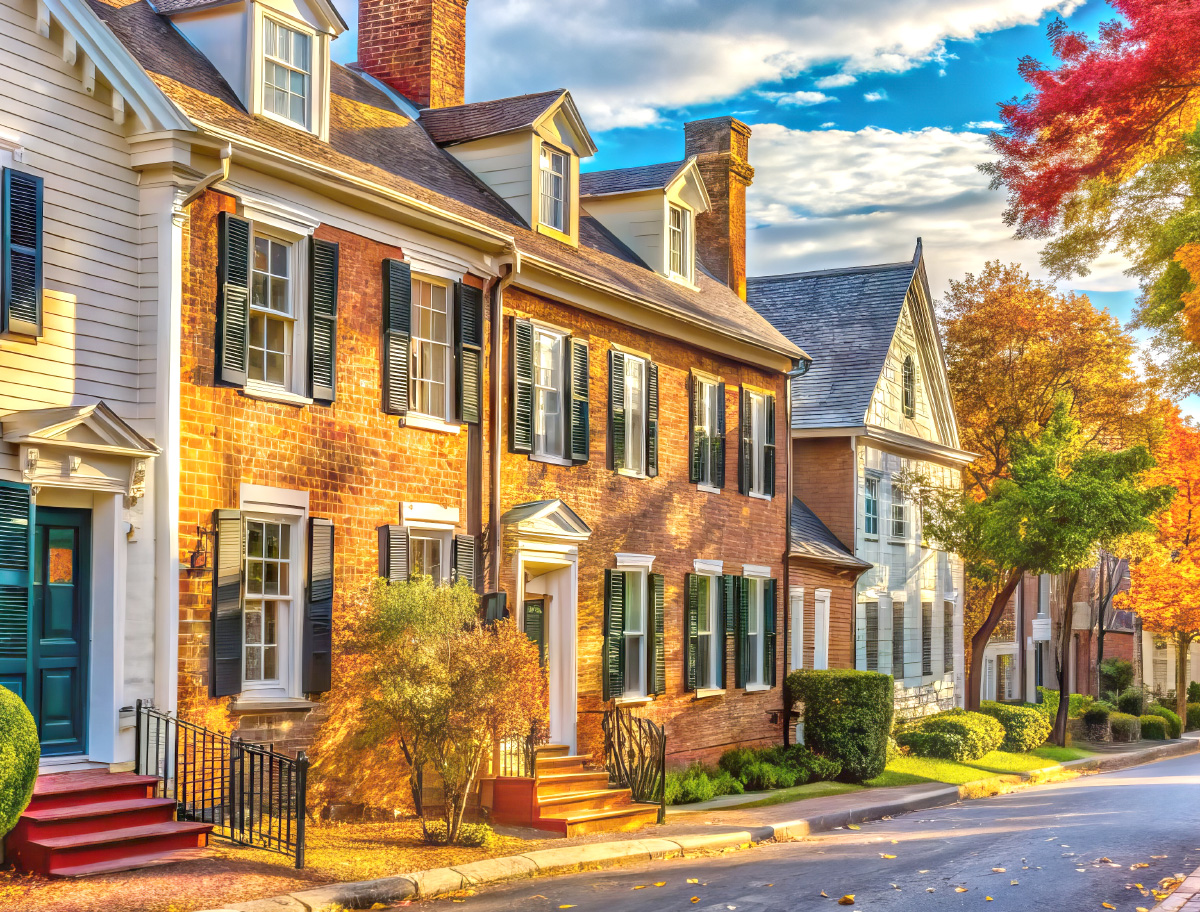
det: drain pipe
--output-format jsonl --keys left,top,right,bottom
{"left": 489, "top": 245, "right": 521, "bottom": 591}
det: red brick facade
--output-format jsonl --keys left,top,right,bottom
{"left": 686, "top": 118, "right": 754, "bottom": 300}
{"left": 788, "top": 558, "right": 860, "bottom": 672}
{"left": 792, "top": 437, "right": 855, "bottom": 547}
{"left": 357, "top": 0, "right": 469, "bottom": 108}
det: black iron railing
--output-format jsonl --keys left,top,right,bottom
{"left": 602, "top": 703, "right": 666, "bottom": 823}
{"left": 135, "top": 700, "right": 308, "bottom": 868}
{"left": 495, "top": 719, "right": 549, "bottom": 778}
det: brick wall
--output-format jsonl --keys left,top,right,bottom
{"left": 685, "top": 117, "right": 753, "bottom": 299}
{"left": 357, "top": 0, "right": 469, "bottom": 108}
{"left": 499, "top": 287, "right": 789, "bottom": 769}
{"left": 792, "top": 437, "right": 855, "bottom": 547}
{"left": 787, "top": 558, "right": 860, "bottom": 671}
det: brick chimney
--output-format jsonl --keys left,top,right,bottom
{"left": 358, "top": 0, "right": 468, "bottom": 109}
{"left": 685, "top": 117, "right": 754, "bottom": 299}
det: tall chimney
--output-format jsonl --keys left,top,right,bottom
{"left": 684, "top": 117, "right": 754, "bottom": 299}
{"left": 358, "top": 0, "right": 468, "bottom": 109}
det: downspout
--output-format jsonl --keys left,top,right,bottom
{"left": 180, "top": 144, "right": 232, "bottom": 207}
{"left": 782, "top": 359, "right": 809, "bottom": 746}
{"left": 489, "top": 245, "right": 521, "bottom": 591}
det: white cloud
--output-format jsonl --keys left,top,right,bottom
{"left": 744, "top": 124, "right": 1136, "bottom": 299}
{"left": 758, "top": 90, "right": 836, "bottom": 107}
{"left": 964, "top": 120, "right": 1005, "bottom": 130}
{"left": 863, "top": 90, "right": 888, "bottom": 102}
{"left": 820, "top": 121, "right": 838, "bottom": 128}
{"left": 331, "top": 0, "right": 1086, "bottom": 130}
{"left": 815, "top": 73, "right": 858, "bottom": 88}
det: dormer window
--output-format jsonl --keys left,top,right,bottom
{"left": 263, "top": 18, "right": 312, "bottom": 128}
{"left": 669, "top": 204, "right": 691, "bottom": 279}
{"left": 540, "top": 145, "right": 569, "bottom": 233}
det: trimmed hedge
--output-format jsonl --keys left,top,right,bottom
{"left": 896, "top": 709, "right": 1005, "bottom": 762}
{"left": 979, "top": 701, "right": 1052, "bottom": 752}
{"left": 1146, "top": 704, "right": 1182, "bottom": 739}
{"left": 1140, "top": 714, "right": 1167, "bottom": 740}
{"left": 1099, "top": 658, "right": 1134, "bottom": 695}
{"left": 1187, "top": 703, "right": 1200, "bottom": 733}
{"left": 1037, "top": 687, "right": 1094, "bottom": 719}
{"left": 0, "top": 686, "right": 40, "bottom": 838}
{"left": 1117, "top": 687, "right": 1147, "bottom": 716}
{"left": 787, "top": 669, "right": 893, "bottom": 783}
{"left": 1110, "top": 712, "right": 1140, "bottom": 742}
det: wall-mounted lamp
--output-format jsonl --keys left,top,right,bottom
{"left": 189, "top": 524, "right": 214, "bottom": 571}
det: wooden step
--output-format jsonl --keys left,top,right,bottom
{"left": 10, "top": 797, "right": 177, "bottom": 840}
{"left": 560, "top": 803, "right": 660, "bottom": 838}
{"left": 537, "top": 788, "right": 632, "bottom": 817}
{"left": 534, "top": 770, "right": 611, "bottom": 797}
{"left": 534, "top": 754, "right": 590, "bottom": 775}
{"left": 534, "top": 744, "right": 571, "bottom": 759}
{"left": 27, "top": 772, "right": 159, "bottom": 812}
{"left": 49, "top": 846, "right": 211, "bottom": 879}
{"left": 14, "top": 821, "right": 211, "bottom": 877}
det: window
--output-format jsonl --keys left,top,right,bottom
{"left": 263, "top": 18, "right": 311, "bottom": 128}
{"left": 534, "top": 328, "right": 565, "bottom": 458}
{"left": 696, "top": 575, "right": 720, "bottom": 689}
{"left": 890, "top": 484, "right": 907, "bottom": 539}
{"left": 789, "top": 587, "right": 804, "bottom": 672}
{"left": 668, "top": 204, "right": 690, "bottom": 278}
{"left": 864, "top": 477, "right": 880, "bottom": 537}
{"left": 624, "top": 568, "right": 647, "bottom": 697}
{"left": 902, "top": 355, "right": 916, "bottom": 419}
{"left": 411, "top": 277, "right": 452, "bottom": 418}
{"left": 892, "top": 601, "right": 905, "bottom": 678}
{"left": 746, "top": 577, "right": 766, "bottom": 687}
{"left": 814, "top": 589, "right": 830, "bottom": 671}
{"left": 539, "top": 145, "right": 568, "bottom": 232}
{"left": 694, "top": 377, "right": 721, "bottom": 487}
{"left": 624, "top": 354, "right": 647, "bottom": 475}
{"left": 250, "top": 234, "right": 294, "bottom": 387}
{"left": 748, "top": 391, "right": 768, "bottom": 495}
{"left": 243, "top": 518, "right": 292, "bottom": 686}
{"left": 410, "top": 532, "right": 447, "bottom": 583}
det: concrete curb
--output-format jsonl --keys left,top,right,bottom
{"left": 206, "top": 738, "right": 1200, "bottom": 912}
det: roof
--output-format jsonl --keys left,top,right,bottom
{"left": 580, "top": 160, "right": 688, "bottom": 197}
{"left": 747, "top": 249, "right": 919, "bottom": 429}
{"left": 85, "top": 0, "right": 801, "bottom": 362}
{"left": 790, "top": 498, "right": 870, "bottom": 569}
{"left": 152, "top": 0, "right": 348, "bottom": 31}
{"left": 419, "top": 90, "right": 567, "bottom": 145}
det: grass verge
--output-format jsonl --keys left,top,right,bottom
{"left": 866, "top": 746, "right": 1093, "bottom": 789}
{"left": 706, "top": 780, "right": 863, "bottom": 811}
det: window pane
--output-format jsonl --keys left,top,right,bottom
{"left": 246, "top": 646, "right": 262, "bottom": 681}
{"left": 263, "top": 645, "right": 277, "bottom": 680}
{"left": 625, "top": 573, "right": 644, "bottom": 635}
{"left": 626, "top": 357, "right": 645, "bottom": 473}
{"left": 696, "top": 576, "right": 710, "bottom": 633}
{"left": 245, "top": 606, "right": 263, "bottom": 645}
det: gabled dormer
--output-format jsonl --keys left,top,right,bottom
{"left": 419, "top": 90, "right": 597, "bottom": 245}
{"left": 158, "top": 0, "right": 345, "bottom": 141}
{"left": 579, "top": 158, "right": 711, "bottom": 287}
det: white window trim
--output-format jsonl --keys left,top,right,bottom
{"left": 618, "top": 351, "right": 649, "bottom": 478}
{"left": 622, "top": 566, "right": 649, "bottom": 699}
{"left": 695, "top": 376, "right": 719, "bottom": 490}
{"left": 402, "top": 503, "right": 457, "bottom": 585}
{"left": 789, "top": 586, "right": 804, "bottom": 673}
{"left": 694, "top": 564, "right": 722, "bottom": 692}
{"left": 408, "top": 528, "right": 452, "bottom": 584}
{"left": 260, "top": 15, "right": 314, "bottom": 131}
{"left": 249, "top": 5, "right": 330, "bottom": 139}
{"left": 745, "top": 575, "right": 767, "bottom": 689}
{"left": 814, "top": 588, "right": 831, "bottom": 671}
{"left": 667, "top": 202, "right": 692, "bottom": 283}
{"left": 241, "top": 222, "right": 308, "bottom": 398}
{"left": 863, "top": 474, "right": 881, "bottom": 540}
{"left": 532, "top": 326, "right": 568, "bottom": 460}
{"left": 539, "top": 143, "right": 570, "bottom": 234}
{"left": 617, "top": 552, "right": 655, "bottom": 571}
{"left": 747, "top": 389, "right": 769, "bottom": 497}
{"left": 743, "top": 563, "right": 771, "bottom": 578}
{"left": 693, "top": 559, "right": 723, "bottom": 575}
{"left": 402, "top": 411, "right": 462, "bottom": 435}
{"left": 408, "top": 273, "right": 456, "bottom": 424}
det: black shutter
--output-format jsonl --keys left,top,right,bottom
{"left": 0, "top": 482, "right": 33, "bottom": 708}
{"left": 308, "top": 239, "right": 339, "bottom": 402}
{"left": 211, "top": 509, "right": 243, "bottom": 697}
{"left": 609, "top": 350, "right": 625, "bottom": 470}
{"left": 302, "top": 518, "right": 334, "bottom": 694}
{"left": 922, "top": 601, "right": 933, "bottom": 676}
{"left": 216, "top": 212, "right": 251, "bottom": 387}
{"left": 1, "top": 169, "right": 43, "bottom": 338}
{"left": 764, "top": 393, "right": 776, "bottom": 497}
{"left": 684, "top": 573, "right": 700, "bottom": 692}
{"left": 944, "top": 603, "right": 954, "bottom": 674}
{"left": 719, "top": 574, "right": 733, "bottom": 689}
{"left": 738, "top": 386, "right": 752, "bottom": 495}
{"left": 568, "top": 337, "right": 590, "bottom": 462}
{"left": 865, "top": 602, "right": 879, "bottom": 672}
{"left": 764, "top": 578, "right": 777, "bottom": 687}
{"left": 689, "top": 375, "right": 702, "bottom": 484}
{"left": 524, "top": 599, "right": 546, "bottom": 667}
{"left": 892, "top": 602, "right": 905, "bottom": 678}
{"left": 378, "top": 524, "right": 409, "bottom": 582}
{"left": 646, "top": 362, "right": 659, "bottom": 478}
{"left": 453, "top": 533, "right": 478, "bottom": 591}
{"left": 382, "top": 259, "right": 412, "bottom": 416}
{"left": 603, "top": 569, "right": 625, "bottom": 700}
{"left": 511, "top": 318, "right": 534, "bottom": 453}
{"left": 735, "top": 576, "right": 750, "bottom": 688}
{"left": 715, "top": 381, "right": 727, "bottom": 488}
{"left": 456, "top": 283, "right": 483, "bottom": 424}
{"left": 650, "top": 572, "right": 665, "bottom": 695}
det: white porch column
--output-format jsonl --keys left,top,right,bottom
{"left": 90, "top": 493, "right": 126, "bottom": 762}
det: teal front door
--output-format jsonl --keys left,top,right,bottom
{"left": 32, "top": 507, "right": 90, "bottom": 756}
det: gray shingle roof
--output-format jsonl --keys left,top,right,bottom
{"left": 747, "top": 250, "right": 918, "bottom": 429}
{"left": 580, "top": 160, "right": 688, "bottom": 197}
{"left": 791, "top": 498, "right": 869, "bottom": 568}
{"left": 418, "top": 90, "right": 566, "bottom": 145}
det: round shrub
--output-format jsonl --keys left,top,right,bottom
{"left": 1188, "top": 682, "right": 1200, "bottom": 705}
{"left": 1140, "top": 714, "right": 1167, "bottom": 740}
{"left": 717, "top": 747, "right": 757, "bottom": 782}
{"left": 423, "top": 820, "right": 494, "bottom": 847}
{"left": 1081, "top": 705, "right": 1112, "bottom": 741}
{"left": 1146, "top": 704, "right": 1182, "bottom": 739}
{"left": 1109, "top": 712, "right": 1141, "bottom": 742}
{"left": 896, "top": 728, "right": 968, "bottom": 760}
{"left": 787, "top": 669, "right": 893, "bottom": 783}
{"left": 1082, "top": 705, "right": 1111, "bottom": 726}
{"left": 1099, "top": 658, "right": 1134, "bottom": 695}
{"left": 980, "top": 701, "right": 1052, "bottom": 752}
{"left": 1117, "top": 687, "right": 1147, "bottom": 717}
{"left": 1187, "top": 703, "right": 1200, "bottom": 733}
{"left": 0, "top": 686, "right": 38, "bottom": 838}
{"left": 896, "top": 710, "right": 1005, "bottom": 762}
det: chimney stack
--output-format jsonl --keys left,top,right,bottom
{"left": 684, "top": 117, "right": 754, "bottom": 299}
{"left": 358, "top": 0, "right": 469, "bottom": 109}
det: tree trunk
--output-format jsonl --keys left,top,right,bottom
{"left": 1052, "top": 570, "right": 1081, "bottom": 747}
{"left": 1177, "top": 633, "right": 1189, "bottom": 725}
{"left": 1094, "top": 556, "right": 1107, "bottom": 698}
{"left": 966, "top": 567, "right": 1025, "bottom": 711}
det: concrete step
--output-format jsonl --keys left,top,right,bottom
{"left": 13, "top": 820, "right": 211, "bottom": 877}
{"left": 10, "top": 797, "right": 177, "bottom": 840}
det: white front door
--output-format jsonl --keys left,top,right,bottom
{"left": 520, "top": 555, "right": 578, "bottom": 753}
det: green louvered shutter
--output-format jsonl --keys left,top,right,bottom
{"left": 649, "top": 572, "right": 665, "bottom": 695}
{"left": 1, "top": 169, "right": 43, "bottom": 338}
{"left": 684, "top": 573, "right": 700, "bottom": 692}
{"left": 735, "top": 576, "right": 750, "bottom": 688}
{"left": 216, "top": 212, "right": 251, "bottom": 387}
{"left": 382, "top": 259, "right": 412, "bottom": 416}
{"left": 453, "top": 533, "right": 478, "bottom": 591}
{"left": 456, "top": 283, "right": 483, "bottom": 424}
{"left": 568, "top": 337, "right": 590, "bottom": 462}
{"left": 738, "top": 386, "right": 752, "bottom": 495}
{"left": 302, "top": 518, "right": 334, "bottom": 694}
{"left": 308, "top": 239, "right": 339, "bottom": 402}
{"left": 764, "top": 393, "right": 776, "bottom": 497}
{"left": 211, "top": 509, "right": 244, "bottom": 698}
{"left": 721, "top": 574, "right": 736, "bottom": 689}
{"left": 524, "top": 599, "right": 546, "bottom": 667}
{"left": 764, "top": 578, "right": 777, "bottom": 687}
{"left": 715, "top": 381, "right": 727, "bottom": 488}
{"left": 609, "top": 351, "right": 626, "bottom": 470}
{"left": 511, "top": 318, "right": 534, "bottom": 453}
{"left": 378, "top": 524, "right": 409, "bottom": 581}
{"left": 603, "top": 569, "right": 625, "bottom": 700}
{"left": 689, "top": 376, "right": 702, "bottom": 484}
{"left": 0, "top": 482, "right": 33, "bottom": 707}
{"left": 646, "top": 362, "right": 659, "bottom": 477}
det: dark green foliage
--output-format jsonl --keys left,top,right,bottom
{"left": 1146, "top": 704, "right": 1182, "bottom": 739}
{"left": 715, "top": 743, "right": 843, "bottom": 794}
{"left": 786, "top": 669, "right": 894, "bottom": 783}
{"left": 665, "top": 763, "right": 744, "bottom": 806}
{"left": 1092, "top": 700, "right": 1117, "bottom": 713}
{"left": 1187, "top": 703, "right": 1200, "bottom": 732}
{"left": 1140, "top": 714, "right": 1168, "bottom": 740}
{"left": 1110, "top": 712, "right": 1141, "bottom": 742}
{"left": 423, "top": 820, "right": 493, "bottom": 847}
{"left": 1098, "top": 658, "right": 1134, "bottom": 695}
{"left": 1188, "top": 682, "right": 1200, "bottom": 705}
{"left": 1082, "top": 705, "right": 1111, "bottom": 726}
{"left": 980, "top": 700, "right": 1053, "bottom": 752}
{"left": 895, "top": 709, "right": 1005, "bottom": 761}
{"left": 0, "top": 686, "right": 38, "bottom": 838}
{"left": 1117, "top": 686, "right": 1148, "bottom": 716}
{"left": 1036, "top": 686, "right": 1094, "bottom": 719}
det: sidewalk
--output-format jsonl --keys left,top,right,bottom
{"left": 209, "top": 737, "right": 1200, "bottom": 912}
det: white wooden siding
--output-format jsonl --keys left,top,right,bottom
{"left": 581, "top": 190, "right": 666, "bottom": 274}
{"left": 447, "top": 133, "right": 535, "bottom": 226}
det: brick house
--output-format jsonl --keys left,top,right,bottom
{"left": 748, "top": 242, "right": 974, "bottom": 719}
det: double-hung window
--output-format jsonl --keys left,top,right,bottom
{"left": 691, "top": 376, "right": 723, "bottom": 488}
{"left": 263, "top": 18, "right": 311, "bottom": 129}
{"left": 623, "top": 568, "right": 647, "bottom": 697}
{"left": 696, "top": 574, "right": 719, "bottom": 689}
{"left": 668, "top": 204, "right": 690, "bottom": 279}
{"left": 512, "top": 319, "right": 589, "bottom": 462}
{"left": 243, "top": 517, "right": 293, "bottom": 688}
{"left": 746, "top": 577, "right": 764, "bottom": 686}
{"left": 604, "top": 566, "right": 665, "bottom": 701}
{"left": 539, "top": 145, "right": 568, "bottom": 233}
{"left": 890, "top": 484, "right": 907, "bottom": 540}
{"left": 625, "top": 356, "right": 646, "bottom": 474}
{"left": 410, "top": 532, "right": 447, "bottom": 583}
{"left": 410, "top": 277, "right": 452, "bottom": 419}
{"left": 739, "top": 388, "right": 775, "bottom": 497}
{"left": 864, "top": 476, "right": 880, "bottom": 538}
{"left": 533, "top": 328, "right": 565, "bottom": 458}
{"left": 610, "top": 350, "right": 657, "bottom": 477}
{"left": 250, "top": 234, "right": 294, "bottom": 388}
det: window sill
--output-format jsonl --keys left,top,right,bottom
{"left": 744, "top": 683, "right": 773, "bottom": 693}
{"left": 402, "top": 412, "right": 462, "bottom": 435}
{"left": 531, "top": 453, "right": 573, "bottom": 467}
{"left": 667, "top": 272, "right": 699, "bottom": 291}
{"left": 615, "top": 695, "right": 652, "bottom": 707}
{"left": 617, "top": 468, "right": 647, "bottom": 480}
{"left": 697, "top": 483, "right": 721, "bottom": 495}
{"left": 536, "top": 222, "right": 578, "bottom": 247}
{"left": 230, "top": 696, "right": 318, "bottom": 714}
{"left": 693, "top": 688, "right": 725, "bottom": 701}
{"left": 748, "top": 491, "right": 773, "bottom": 502}
{"left": 241, "top": 383, "right": 313, "bottom": 408}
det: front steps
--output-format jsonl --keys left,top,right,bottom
{"left": 5, "top": 770, "right": 212, "bottom": 877}
{"left": 528, "top": 745, "right": 660, "bottom": 837}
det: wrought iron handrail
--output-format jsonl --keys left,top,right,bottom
{"left": 135, "top": 700, "right": 308, "bottom": 868}
{"left": 494, "top": 719, "right": 549, "bottom": 778}
{"left": 602, "top": 702, "right": 666, "bottom": 823}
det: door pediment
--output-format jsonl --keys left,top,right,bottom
{"left": 502, "top": 499, "right": 592, "bottom": 543}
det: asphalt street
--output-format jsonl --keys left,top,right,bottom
{"left": 416, "top": 750, "right": 1200, "bottom": 912}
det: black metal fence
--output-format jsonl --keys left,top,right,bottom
{"left": 135, "top": 700, "right": 308, "bottom": 868}
{"left": 602, "top": 702, "right": 666, "bottom": 823}
{"left": 494, "top": 719, "right": 549, "bottom": 778}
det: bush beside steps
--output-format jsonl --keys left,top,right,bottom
{"left": 666, "top": 743, "right": 842, "bottom": 806}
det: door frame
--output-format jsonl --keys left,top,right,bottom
{"left": 515, "top": 544, "right": 578, "bottom": 753}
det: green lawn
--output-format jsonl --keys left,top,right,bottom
{"left": 866, "top": 746, "right": 1093, "bottom": 789}
{"left": 715, "top": 780, "right": 863, "bottom": 810}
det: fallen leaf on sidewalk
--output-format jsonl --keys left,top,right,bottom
{"left": 955, "top": 887, "right": 969, "bottom": 893}
{"left": 880, "top": 853, "right": 897, "bottom": 859}
{"left": 1132, "top": 863, "right": 1150, "bottom": 869}
{"left": 838, "top": 895, "right": 856, "bottom": 905}
{"left": 1137, "top": 907, "right": 1150, "bottom": 912}
{"left": 847, "top": 824, "right": 861, "bottom": 830}
{"left": 687, "top": 879, "right": 699, "bottom": 884}
{"left": 986, "top": 896, "right": 993, "bottom": 901}
{"left": 992, "top": 867, "right": 1006, "bottom": 873}
{"left": 1102, "top": 903, "right": 1116, "bottom": 909}
{"left": 919, "top": 870, "right": 930, "bottom": 874}
{"left": 927, "top": 888, "right": 936, "bottom": 893}
{"left": 1011, "top": 880, "right": 1019, "bottom": 885}
{"left": 559, "top": 906, "right": 576, "bottom": 909}
{"left": 820, "top": 891, "right": 828, "bottom": 897}
{"left": 1151, "top": 855, "right": 1168, "bottom": 859}
{"left": 690, "top": 899, "right": 699, "bottom": 905}
{"left": 1099, "top": 858, "right": 1112, "bottom": 863}
{"left": 633, "top": 885, "right": 646, "bottom": 889}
